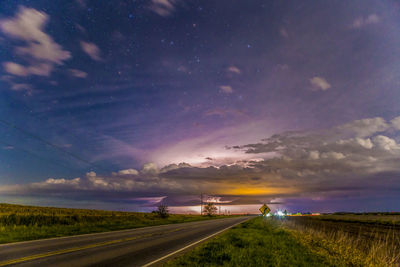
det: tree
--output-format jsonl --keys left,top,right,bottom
{"left": 156, "top": 203, "right": 169, "bottom": 218}
{"left": 203, "top": 202, "right": 217, "bottom": 216}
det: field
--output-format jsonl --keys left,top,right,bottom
{"left": 166, "top": 215, "right": 400, "bottom": 266}
{"left": 306, "top": 212, "right": 400, "bottom": 225}
{"left": 0, "top": 203, "right": 231, "bottom": 244}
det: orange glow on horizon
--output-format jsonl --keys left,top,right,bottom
{"left": 222, "top": 186, "right": 297, "bottom": 196}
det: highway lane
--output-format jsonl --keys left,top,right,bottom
{"left": 0, "top": 216, "right": 251, "bottom": 266}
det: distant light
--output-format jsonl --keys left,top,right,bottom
{"left": 276, "top": 210, "right": 284, "bottom": 216}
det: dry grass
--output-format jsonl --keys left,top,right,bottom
{"left": 313, "top": 214, "right": 400, "bottom": 226}
{"left": 281, "top": 218, "right": 400, "bottom": 266}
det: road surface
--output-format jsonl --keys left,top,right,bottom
{"left": 0, "top": 216, "right": 251, "bottom": 267}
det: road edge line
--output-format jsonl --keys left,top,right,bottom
{"left": 141, "top": 217, "right": 251, "bottom": 267}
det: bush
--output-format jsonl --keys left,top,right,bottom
{"left": 203, "top": 203, "right": 217, "bottom": 216}
{"left": 156, "top": 204, "right": 169, "bottom": 218}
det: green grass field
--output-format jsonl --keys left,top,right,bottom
{"left": 0, "top": 203, "right": 232, "bottom": 244}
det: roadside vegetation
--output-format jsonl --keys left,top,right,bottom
{"left": 166, "top": 216, "right": 400, "bottom": 266}
{"left": 283, "top": 215, "right": 400, "bottom": 266}
{"left": 307, "top": 212, "right": 400, "bottom": 226}
{"left": 165, "top": 217, "right": 330, "bottom": 267}
{"left": 0, "top": 203, "right": 233, "bottom": 244}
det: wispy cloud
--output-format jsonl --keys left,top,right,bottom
{"left": 149, "top": 0, "right": 179, "bottom": 17}
{"left": 0, "top": 6, "right": 70, "bottom": 78}
{"left": 68, "top": 69, "right": 88, "bottom": 78}
{"left": 351, "top": 14, "right": 380, "bottom": 29}
{"left": 310, "top": 76, "right": 331, "bottom": 91}
{"left": 219, "top": 85, "right": 234, "bottom": 94}
{"left": 80, "top": 41, "right": 102, "bottom": 61}
{"left": 227, "top": 66, "right": 241, "bottom": 74}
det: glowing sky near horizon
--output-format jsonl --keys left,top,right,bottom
{"left": 1, "top": 0, "right": 400, "bottom": 213}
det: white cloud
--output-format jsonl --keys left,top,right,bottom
{"left": 0, "top": 6, "right": 70, "bottom": 78}
{"left": 355, "top": 138, "right": 374, "bottom": 149}
{"left": 310, "top": 76, "right": 331, "bottom": 91}
{"left": 227, "top": 66, "right": 241, "bottom": 74}
{"left": 117, "top": 169, "right": 139, "bottom": 175}
{"left": 352, "top": 14, "right": 380, "bottom": 28}
{"left": 68, "top": 68, "right": 88, "bottom": 78}
{"left": 309, "top": 150, "right": 320, "bottom": 160}
{"left": 11, "top": 83, "right": 32, "bottom": 92}
{"left": 149, "top": 0, "right": 178, "bottom": 17}
{"left": 321, "top": 152, "right": 345, "bottom": 160}
{"left": 3, "top": 62, "right": 28, "bottom": 76}
{"left": 220, "top": 85, "right": 234, "bottom": 94}
{"left": 3, "top": 62, "right": 53, "bottom": 77}
{"left": 141, "top": 162, "right": 159, "bottom": 175}
{"left": 373, "top": 135, "right": 400, "bottom": 151}
{"left": 337, "top": 138, "right": 374, "bottom": 149}
{"left": 44, "top": 177, "right": 80, "bottom": 186}
{"left": 338, "top": 117, "right": 389, "bottom": 138}
{"left": 80, "top": 41, "right": 102, "bottom": 61}
{"left": 391, "top": 116, "right": 400, "bottom": 130}
{"left": 1, "top": 74, "right": 33, "bottom": 93}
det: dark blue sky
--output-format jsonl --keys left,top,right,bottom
{"left": 1, "top": 0, "right": 400, "bottom": 213}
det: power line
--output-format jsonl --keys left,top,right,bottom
{"left": 0, "top": 140, "right": 83, "bottom": 173}
{"left": 0, "top": 118, "right": 110, "bottom": 173}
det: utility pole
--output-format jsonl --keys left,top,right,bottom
{"left": 200, "top": 193, "right": 203, "bottom": 215}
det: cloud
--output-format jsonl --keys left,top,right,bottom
{"left": 80, "top": 41, "right": 102, "bottom": 61}
{"left": 338, "top": 117, "right": 389, "bottom": 138}
{"left": 2, "top": 116, "right": 400, "bottom": 209}
{"left": 391, "top": 116, "right": 400, "bottom": 130}
{"left": 0, "top": 6, "right": 70, "bottom": 77}
{"left": 68, "top": 69, "right": 88, "bottom": 78}
{"left": 117, "top": 168, "right": 139, "bottom": 176}
{"left": 227, "top": 66, "right": 241, "bottom": 74}
{"left": 373, "top": 135, "right": 400, "bottom": 151}
{"left": 149, "top": 0, "right": 178, "bottom": 17}
{"left": 308, "top": 150, "right": 319, "bottom": 160}
{"left": 352, "top": 14, "right": 380, "bottom": 28}
{"left": 3, "top": 62, "right": 53, "bottom": 77}
{"left": 10, "top": 83, "right": 33, "bottom": 92}
{"left": 219, "top": 85, "right": 234, "bottom": 94}
{"left": 337, "top": 138, "right": 373, "bottom": 149}
{"left": 310, "top": 76, "right": 331, "bottom": 91}
{"left": 0, "top": 75, "right": 33, "bottom": 94}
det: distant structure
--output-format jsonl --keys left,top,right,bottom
{"left": 200, "top": 193, "right": 203, "bottom": 215}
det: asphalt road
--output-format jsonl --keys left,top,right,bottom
{"left": 0, "top": 216, "right": 251, "bottom": 267}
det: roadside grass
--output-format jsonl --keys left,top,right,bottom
{"left": 165, "top": 217, "right": 332, "bottom": 267}
{"left": 309, "top": 213, "right": 400, "bottom": 226}
{"left": 282, "top": 218, "right": 400, "bottom": 266}
{"left": 0, "top": 203, "right": 233, "bottom": 244}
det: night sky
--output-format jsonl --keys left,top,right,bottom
{"left": 1, "top": 0, "right": 400, "bottom": 213}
